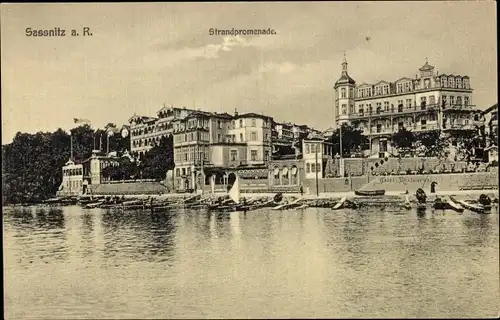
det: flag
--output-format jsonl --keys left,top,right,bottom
{"left": 74, "top": 118, "right": 90, "bottom": 124}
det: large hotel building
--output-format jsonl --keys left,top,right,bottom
{"left": 334, "top": 56, "right": 484, "bottom": 158}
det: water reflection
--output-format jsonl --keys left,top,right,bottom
{"left": 100, "top": 208, "right": 177, "bottom": 263}
{"left": 3, "top": 205, "right": 499, "bottom": 319}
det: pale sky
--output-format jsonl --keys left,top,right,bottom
{"left": 1, "top": 2, "right": 497, "bottom": 144}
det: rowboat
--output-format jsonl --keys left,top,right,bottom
{"left": 83, "top": 201, "right": 104, "bottom": 209}
{"left": 354, "top": 190, "right": 385, "bottom": 196}
{"left": 272, "top": 198, "right": 302, "bottom": 210}
{"left": 446, "top": 197, "right": 465, "bottom": 213}
{"left": 450, "top": 196, "right": 486, "bottom": 214}
{"left": 433, "top": 198, "right": 448, "bottom": 210}
{"left": 332, "top": 196, "right": 347, "bottom": 210}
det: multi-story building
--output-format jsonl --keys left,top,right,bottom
{"left": 229, "top": 112, "right": 273, "bottom": 165}
{"left": 128, "top": 106, "right": 196, "bottom": 156}
{"left": 172, "top": 110, "right": 273, "bottom": 191}
{"left": 56, "top": 159, "right": 84, "bottom": 196}
{"left": 334, "top": 55, "right": 484, "bottom": 157}
{"left": 275, "top": 122, "right": 294, "bottom": 141}
{"left": 81, "top": 150, "right": 121, "bottom": 185}
{"left": 482, "top": 103, "right": 498, "bottom": 146}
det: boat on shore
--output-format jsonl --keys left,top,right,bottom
{"left": 450, "top": 196, "right": 487, "bottom": 214}
{"left": 446, "top": 197, "right": 465, "bottom": 213}
{"left": 332, "top": 196, "right": 347, "bottom": 210}
{"left": 354, "top": 190, "right": 385, "bottom": 196}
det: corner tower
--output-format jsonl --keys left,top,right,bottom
{"left": 333, "top": 53, "right": 356, "bottom": 129}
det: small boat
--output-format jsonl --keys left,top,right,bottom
{"left": 446, "top": 197, "right": 464, "bottom": 213}
{"left": 433, "top": 197, "right": 448, "bottom": 210}
{"left": 451, "top": 196, "right": 487, "bottom": 214}
{"left": 354, "top": 190, "right": 385, "bottom": 196}
{"left": 332, "top": 196, "right": 347, "bottom": 210}
{"left": 272, "top": 198, "right": 302, "bottom": 210}
{"left": 83, "top": 201, "right": 104, "bottom": 209}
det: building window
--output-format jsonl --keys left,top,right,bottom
{"left": 464, "top": 97, "right": 469, "bottom": 106}
{"left": 251, "top": 150, "right": 258, "bottom": 161}
{"left": 230, "top": 150, "right": 237, "bottom": 161}
{"left": 448, "top": 77, "right": 455, "bottom": 88}
{"left": 359, "top": 105, "right": 364, "bottom": 115}
{"left": 376, "top": 124, "right": 382, "bottom": 133}
{"left": 456, "top": 96, "right": 462, "bottom": 106}
{"left": 251, "top": 119, "right": 256, "bottom": 127}
{"left": 429, "top": 96, "right": 435, "bottom": 105}
{"left": 240, "top": 133, "right": 244, "bottom": 142}
{"left": 441, "top": 77, "right": 447, "bottom": 87}
{"left": 341, "top": 88, "right": 346, "bottom": 98}
{"left": 450, "top": 96, "right": 455, "bottom": 105}
{"left": 463, "top": 79, "right": 469, "bottom": 89}
{"left": 421, "top": 119, "right": 427, "bottom": 126}
{"left": 306, "top": 163, "right": 310, "bottom": 173}
{"left": 341, "top": 104, "right": 347, "bottom": 115}
{"left": 265, "top": 151, "right": 269, "bottom": 161}
{"left": 376, "top": 103, "right": 382, "bottom": 114}
{"left": 442, "top": 95, "right": 447, "bottom": 107}
{"left": 456, "top": 78, "right": 462, "bottom": 89}
{"left": 306, "top": 144, "right": 310, "bottom": 154}
{"left": 251, "top": 132, "right": 257, "bottom": 141}
{"left": 239, "top": 119, "right": 243, "bottom": 128}
{"left": 383, "top": 101, "right": 389, "bottom": 112}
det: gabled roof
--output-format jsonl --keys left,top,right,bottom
{"left": 395, "top": 77, "right": 413, "bottom": 83}
{"left": 356, "top": 83, "right": 372, "bottom": 88}
{"left": 374, "top": 80, "right": 390, "bottom": 86}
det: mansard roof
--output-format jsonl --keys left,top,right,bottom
{"left": 419, "top": 61, "right": 435, "bottom": 71}
{"left": 335, "top": 73, "right": 356, "bottom": 86}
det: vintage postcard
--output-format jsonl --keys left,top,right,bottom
{"left": 2, "top": 2, "right": 498, "bottom": 319}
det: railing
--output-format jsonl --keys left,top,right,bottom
{"left": 349, "top": 104, "right": 441, "bottom": 119}
{"left": 361, "top": 123, "right": 440, "bottom": 135}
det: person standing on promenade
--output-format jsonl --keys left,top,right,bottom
{"left": 300, "top": 185, "right": 304, "bottom": 197}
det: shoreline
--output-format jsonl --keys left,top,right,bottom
{"left": 94, "top": 189, "right": 499, "bottom": 201}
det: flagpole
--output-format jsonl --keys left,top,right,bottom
{"left": 107, "top": 133, "right": 110, "bottom": 154}
{"left": 315, "top": 142, "right": 319, "bottom": 196}
{"left": 70, "top": 131, "right": 73, "bottom": 161}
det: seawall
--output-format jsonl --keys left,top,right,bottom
{"left": 302, "top": 172, "right": 498, "bottom": 195}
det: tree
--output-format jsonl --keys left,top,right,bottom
{"left": 454, "top": 129, "right": 486, "bottom": 162}
{"left": 2, "top": 124, "right": 125, "bottom": 203}
{"left": 141, "top": 135, "right": 175, "bottom": 180}
{"left": 391, "top": 128, "right": 415, "bottom": 155}
{"left": 414, "top": 130, "right": 450, "bottom": 158}
{"left": 326, "top": 123, "right": 368, "bottom": 156}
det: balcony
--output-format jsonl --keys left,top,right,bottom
{"left": 362, "top": 123, "right": 440, "bottom": 136}
{"left": 228, "top": 160, "right": 247, "bottom": 167}
{"left": 349, "top": 104, "right": 440, "bottom": 120}
{"left": 442, "top": 104, "right": 476, "bottom": 111}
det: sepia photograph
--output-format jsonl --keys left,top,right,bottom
{"left": 1, "top": 2, "right": 498, "bottom": 319}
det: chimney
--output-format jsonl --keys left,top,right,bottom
{"left": 234, "top": 108, "right": 238, "bottom": 116}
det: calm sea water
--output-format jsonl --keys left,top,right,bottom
{"left": 3, "top": 205, "right": 499, "bottom": 319}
